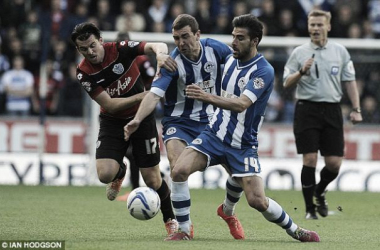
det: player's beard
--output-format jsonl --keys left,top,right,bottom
{"left": 233, "top": 46, "right": 251, "bottom": 61}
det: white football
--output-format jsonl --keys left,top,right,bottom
{"left": 127, "top": 187, "right": 161, "bottom": 220}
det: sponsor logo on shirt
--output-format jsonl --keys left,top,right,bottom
{"left": 77, "top": 73, "right": 83, "bottom": 80}
{"left": 106, "top": 76, "right": 132, "bottom": 97}
{"left": 221, "top": 90, "right": 238, "bottom": 98}
{"left": 113, "top": 63, "right": 124, "bottom": 74}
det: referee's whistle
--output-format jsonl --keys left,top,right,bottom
{"left": 312, "top": 54, "right": 319, "bottom": 78}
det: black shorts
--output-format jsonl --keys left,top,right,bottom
{"left": 96, "top": 113, "right": 160, "bottom": 168}
{"left": 293, "top": 100, "right": 344, "bottom": 157}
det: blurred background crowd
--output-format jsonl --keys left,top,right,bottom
{"left": 0, "top": 0, "right": 379, "bottom": 124}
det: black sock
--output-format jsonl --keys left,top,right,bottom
{"left": 315, "top": 167, "right": 338, "bottom": 196}
{"left": 112, "top": 163, "right": 126, "bottom": 181}
{"left": 301, "top": 165, "right": 316, "bottom": 211}
{"left": 156, "top": 180, "right": 175, "bottom": 222}
{"left": 129, "top": 160, "right": 140, "bottom": 189}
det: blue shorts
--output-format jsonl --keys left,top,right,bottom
{"left": 162, "top": 117, "right": 208, "bottom": 145}
{"left": 188, "top": 131, "right": 261, "bottom": 177}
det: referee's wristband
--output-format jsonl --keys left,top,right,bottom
{"left": 352, "top": 107, "right": 361, "bottom": 113}
{"left": 299, "top": 68, "right": 306, "bottom": 75}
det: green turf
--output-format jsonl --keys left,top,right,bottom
{"left": 1, "top": 185, "right": 380, "bottom": 250}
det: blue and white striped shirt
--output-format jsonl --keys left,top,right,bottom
{"left": 207, "top": 53, "right": 274, "bottom": 149}
{"left": 151, "top": 38, "right": 232, "bottom": 123}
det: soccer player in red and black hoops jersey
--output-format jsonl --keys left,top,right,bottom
{"left": 71, "top": 22, "right": 179, "bottom": 235}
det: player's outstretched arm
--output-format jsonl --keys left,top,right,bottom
{"left": 124, "top": 91, "right": 161, "bottom": 141}
{"left": 94, "top": 91, "right": 148, "bottom": 114}
{"left": 186, "top": 84, "right": 252, "bottom": 113}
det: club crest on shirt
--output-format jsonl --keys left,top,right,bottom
{"left": 192, "top": 138, "right": 202, "bottom": 145}
{"left": 204, "top": 62, "right": 215, "bottom": 73}
{"left": 113, "top": 63, "right": 124, "bottom": 74}
{"left": 253, "top": 77, "right": 264, "bottom": 89}
{"left": 166, "top": 127, "right": 177, "bottom": 135}
{"left": 81, "top": 81, "right": 91, "bottom": 92}
{"left": 128, "top": 41, "right": 140, "bottom": 47}
{"left": 238, "top": 77, "right": 247, "bottom": 91}
{"left": 331, "top": 66, "right": 339, "bottom": 75}
{"left": 77, "top": 73, "right": 83, "bottom": 80}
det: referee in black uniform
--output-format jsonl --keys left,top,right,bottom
{"left": 283, "top": 10, "right": 362, "bottom": 219}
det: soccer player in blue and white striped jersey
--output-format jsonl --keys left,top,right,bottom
{"left": 165, "top": 14, "right": 320, "bottom": 242}
{"left": 124, "top": 14, "right": 245, "bottom": 239}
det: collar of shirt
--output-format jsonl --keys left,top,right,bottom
{"left": 309, "top": 40, "right": 329, "bottom": 50}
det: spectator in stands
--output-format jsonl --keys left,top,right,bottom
{"left": 32, "top": 60, "right": 63, "bottom": 116}
{"left": 18, "top": 9, "right": 42, "bottom": 75}
{"left": 67, "top": 2, "right": 90, "bottom": 33}
{"left": 233, "top": 1, "right": 249, "bottom": 17}
{"left": 145, "top": 0, "right": 169, "bottom": 32}
{"left": 6, "top": 37, "right": 25, "bottom": 64}
{"left": 193, "top": 0, "right": 214, "bottom": 34}
{"left": 362, "top": 19, "right": 376, "bottom": 38}
{"left": 347, "top": 23, "right": 362, "bottom": 38}
{"left": 59, "top": 62, "right": 84, "bottom": 117}
{"left": 277, "top": 9, "right": 298, "bottom": 37}
{"left": 165, "top": 2, "right": 185, "bottom": 33}
{"left": 210, "top": 0, "right": 234, "bottom": 18}
{"left": 255, "top": 0, "right": 279, "bottom": 36}
{"left": 95, "top": 0, "right": 115, "bottom": 31}
{"left": 330, "top": 5, "right": 355, "bottom": 37}
{"left": 0, "top": 0, "right": 27, "bottom": 30}
{"left": 116, "top": 0, "right": 146, "bottom": 33}
{"left": 361, "top": 95, "right": 380, "bottom": 124}
{"left": 0, "top": 42, "right": 11, "bottom": 114}
{"left": 0, "top": 56, "right": 34, "bottom": 117}
{"left": 211, "top": 13, "right": 231, "bottom": 34}
{"left": 47, "top": 39, "right": 74, "bottom": 78}
{"left": 368, "top": 0, "right": 380, "bottom": 38}
{"left": 39, "top": 0, "right": 71, "bottom": 62}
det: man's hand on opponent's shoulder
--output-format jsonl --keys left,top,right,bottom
{"left": 156, "top": 53, "right": 177, "bottom": 72}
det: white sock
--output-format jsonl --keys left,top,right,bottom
{"left": 171, "top": 180, "right": 192, "bottom": 234}
{"left": 261, "top": 197, "right": 298, "bottom": 233}
{"left": 223, "top": 176, "right": 243, "bottom": 216}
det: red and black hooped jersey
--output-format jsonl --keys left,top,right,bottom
{"left": 76, "top": 40, "right": 147, "bottom": 119}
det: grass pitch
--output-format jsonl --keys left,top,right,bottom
{"left": 1, "top": 185, "right": 380, "bottom": 250}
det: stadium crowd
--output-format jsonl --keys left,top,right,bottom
{"left": 0, "top": 0, "right": 379, "bottom": 123}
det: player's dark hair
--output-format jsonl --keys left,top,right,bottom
{"left": 172, "top": 14, "right": 199, "bottom": 34}
{"left": 71, "top": 22, "right": 101, "bottom": 46}
{"left": 232, "top": 14, "right": 263, "bottom": 46}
